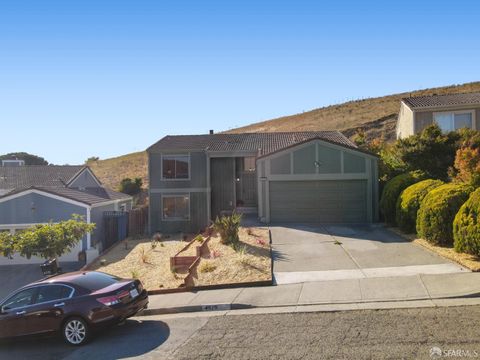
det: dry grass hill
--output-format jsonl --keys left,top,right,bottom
{"left": 90, "top": 81, "right": 480, "bottom": 189}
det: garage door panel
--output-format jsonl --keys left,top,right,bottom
{"left": 270, "top": 180, "right": 367, "bottom": 223}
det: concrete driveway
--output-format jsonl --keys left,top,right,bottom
{"left": 0, "top": 262, "right": 82, "bottom": 301}
{"left": 271, "top": 224, "right": 468, "bottom": 284}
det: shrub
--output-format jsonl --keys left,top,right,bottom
{"left": 453, "top": 188, "right": 480, "bottom": 256}
{"left": 394, "top": 124, "right": 459, "bottom": 180}
{"left": 199, "top": 261, "right": 217, "bottom": 273}
{"left": 119, "top": 177, "right": 143, "bottom": 195}
{"left": 453, "top": 131, "right": 480, "bottom": 187}
{"left": 380, "top": 171, "right": 426, "bottom": 225}
{"left": 214, "top": 212, "right": 242, "bottom": 246}
{"left": 416, "top": 184, "right": 473, "bottom": 246}
{"left": 395, "top": 179, "right": 444, "bottom": 233}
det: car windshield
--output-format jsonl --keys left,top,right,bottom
{"left": 67, "top": 272, "right": 123, "bottom": 292}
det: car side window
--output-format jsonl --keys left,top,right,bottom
{"left": 2, "top": 288, "right": 36, "bottom": 310}
{"left": 35, "top": 285, "right": 73, "bottom": 304}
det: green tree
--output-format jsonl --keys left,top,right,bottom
{"left": 394, "top": 125, "right": 459, "bottom": 181}
{"left": 0, "top": 152, "right": 48, "bottom": 165}
{"left": 119, "top": 177, "right": 143, "bottom": 195}
{"left": 85, "top": 156, "right": 100, "bottom": 163}
{"left": 0, "top": 215, "right": 95, "bottom": 260}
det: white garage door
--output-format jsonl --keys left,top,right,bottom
{"left": 269, "top": 180, "right": 368, "bottom": 223}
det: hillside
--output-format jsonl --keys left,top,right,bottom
{"left": 226, "top": 81, "right": 480, "bottom": 142}
{"left": 90, "top": 82, "right": 480, "bottom": 189}
{"left": 87, "top": 151, "right": 148, "bottom": 191}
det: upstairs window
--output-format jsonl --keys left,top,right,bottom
{"left": 434, "top": 111, "right": 474, "bottom": 132}
{"left": 162, "top": 155, "right": 190, "bottom": 180}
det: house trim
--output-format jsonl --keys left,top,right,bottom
{"left": 0, "top": 189, "right": 91, "bottom": 208}
{"left": 66, "top": 167, "right": 103, "bottom": 187}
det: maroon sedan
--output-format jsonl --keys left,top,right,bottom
{"left": 0, "top": 271, "right": 148, "bottom": 345}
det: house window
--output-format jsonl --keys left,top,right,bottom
{"left": 162, "top": 195, "right": 190, "bottom": 220}
{"left": 162, "top": 155, "right": 190, "bottom": 180}
{"left": 244, "top": 157, "right": 256, "bottom": 172}
{"left": 434, "top": 111, "right": 474, "bottom": 132}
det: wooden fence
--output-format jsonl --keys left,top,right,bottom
{"left": 128, "top": 206, "right": 149, "bottom": 237}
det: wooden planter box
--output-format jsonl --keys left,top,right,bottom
{"left": 170, "top": 236, "right": 211, "bottom": 272}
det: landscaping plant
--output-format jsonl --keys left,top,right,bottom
{"left": 199, "top": 261, "right": 217, "bottom": 273}
{"left": 395, "top": 179, "right": 444, "bottom": 233}
{"left": 380, "top": 170, "right": 426, "bottom": 225}
{"left": 0, "top": 215, "right": 95, "bottom": 260}
{"left": 452, "top": 130, "right": 480, "bottom": 187}
{"left": 453, "top": 188, "right": 480, "bottom": 256}
{"left": 214, "top": 212, "right": 242, "bottom": 246}
{"left": 416, "top": 183, "right": 473, "bottom": 246}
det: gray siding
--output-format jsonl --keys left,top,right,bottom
{"left": 269, "top": 180, "right": 368, "bottom": 223}
{"left": 293, "top": 144, "right": 316, "bottom": 174}
{"left": 69, "top": 170, "right": 100, "bottom": 188}
{"left": 0, "top": 193, "right": 87, "bottom": 224}
{"left": 318, "top": 146, "right": 341, "bottom": 173}
{"left": 150, "top": 192, "right": 208, "bottom": 233}
{"left": 149, "top": 151, "right": 207, "bottom": 189}
{"left": 0, "top": 193, "right": 88, "bottom": 250}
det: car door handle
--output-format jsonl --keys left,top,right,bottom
{"left": 54, "top": 302, "right": 65, "bottom": 308}
{"left": 16, "top": 310, "right": 26, "bottom": 315}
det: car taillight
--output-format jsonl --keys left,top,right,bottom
{"left": 97, "top": 290, "right": 129, "bottom": 306}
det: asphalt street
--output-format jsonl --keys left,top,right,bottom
{"left": 0, "top": 306, "right": 479, "bottom": 360}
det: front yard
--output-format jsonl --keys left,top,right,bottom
{"left": 87, "top": 226, "right": 272, "bottom": 291}
{"left": 189, "top": 227, "right": 271, "bottom": 286}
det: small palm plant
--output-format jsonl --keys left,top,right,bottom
{"left": 214, "top": 212, "right": 242, "bottom": 246}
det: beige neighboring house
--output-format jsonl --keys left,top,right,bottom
{"left": 396, "top": 92, "right": 480, "bottom": 139}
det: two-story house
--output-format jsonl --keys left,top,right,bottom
{"left": 147, "top": 131, "right": 379, "bottom": 234}
{"left": 396, "top": 92, "right": 480, "bottom": 139}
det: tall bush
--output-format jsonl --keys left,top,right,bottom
{"left": 119, "top": 177, "right": 143, "bottom": 195}
{"left": 394, "top": 124, "right": 459, "bottom": 181}
{"left": 380, "top": 171, "right": 426, "bottom": 225}
{"left": 453, "top": 130, "right": 480, "bottom": 187}
{"left": 395, "top": 179, "right": 444, "bottom": 233}
{"left": 416, "top": 184, "right": 473, "bottom": 246}
{"left": 453, "top": 188, "right": 480, "bottom": 256}
{"left": 214, "top": 212, "right": 242, "bottom": 247}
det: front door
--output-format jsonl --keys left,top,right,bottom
{"left": 210, "top": 158, "right": 235, "bottom": 219}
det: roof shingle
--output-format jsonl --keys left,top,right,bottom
{"left": 0, "top": 165, "right": 84, "bottom": 190}
{"left": 403, "top": 92, "right": 480, "bottom": 109}
{"left": 148, "top": 131, "right": 358, "bottom": 156}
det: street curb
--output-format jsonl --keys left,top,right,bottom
{"left": 140, "top": 292, "right": 480, "bottom": 316}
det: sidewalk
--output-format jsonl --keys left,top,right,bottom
{"left": 142, "top": 272, "right": 480, "bottom": 316}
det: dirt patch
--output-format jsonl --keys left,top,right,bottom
{"left": 87, "top": 235, "right": 188, "bottom": 290}
{"left": 190, "top": 227, "right": 272, "bottom": 286}
{"left": 388, "top": 227, "right": 480, "bottom": 272}
{"left": 413, "top": 238, "right": 480, "bottom": 272}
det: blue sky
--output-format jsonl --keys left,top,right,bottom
{"left": 1, "top": 1, "right": 479, "bottom": 164}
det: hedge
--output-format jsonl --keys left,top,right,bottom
{"left": 380, "top": 171, "right": 426, "bottom": 225}
{"left": 416, "top": 183, "right": 473, "bottom": 246}
{"left": 453, "top": 188, "right": 480, "bottom": 256}
{"left": 395, "top": 179, "right": 444, "bottom": 233}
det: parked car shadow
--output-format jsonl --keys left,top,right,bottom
{"left": 0, "top": 319, "right": 170, "bottom": 360}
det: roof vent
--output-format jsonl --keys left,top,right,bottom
{"left": 1, "top": 159, "right": 25, "bottom": 167}
{"left": 209, "top": 130, "right": 214, "bottom": 135}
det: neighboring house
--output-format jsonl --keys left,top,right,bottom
{"left": 147, "top": 131, "right": 379, "bottom": 234}
{"left": 0, "top": 165, "right": 132, "bottom": 265}
{"left": 396, "top": 92, "right": 480, "bottom": 139}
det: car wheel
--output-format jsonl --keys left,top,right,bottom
{"left": 62, "top": 317, "right": 90, "bottom": 346}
